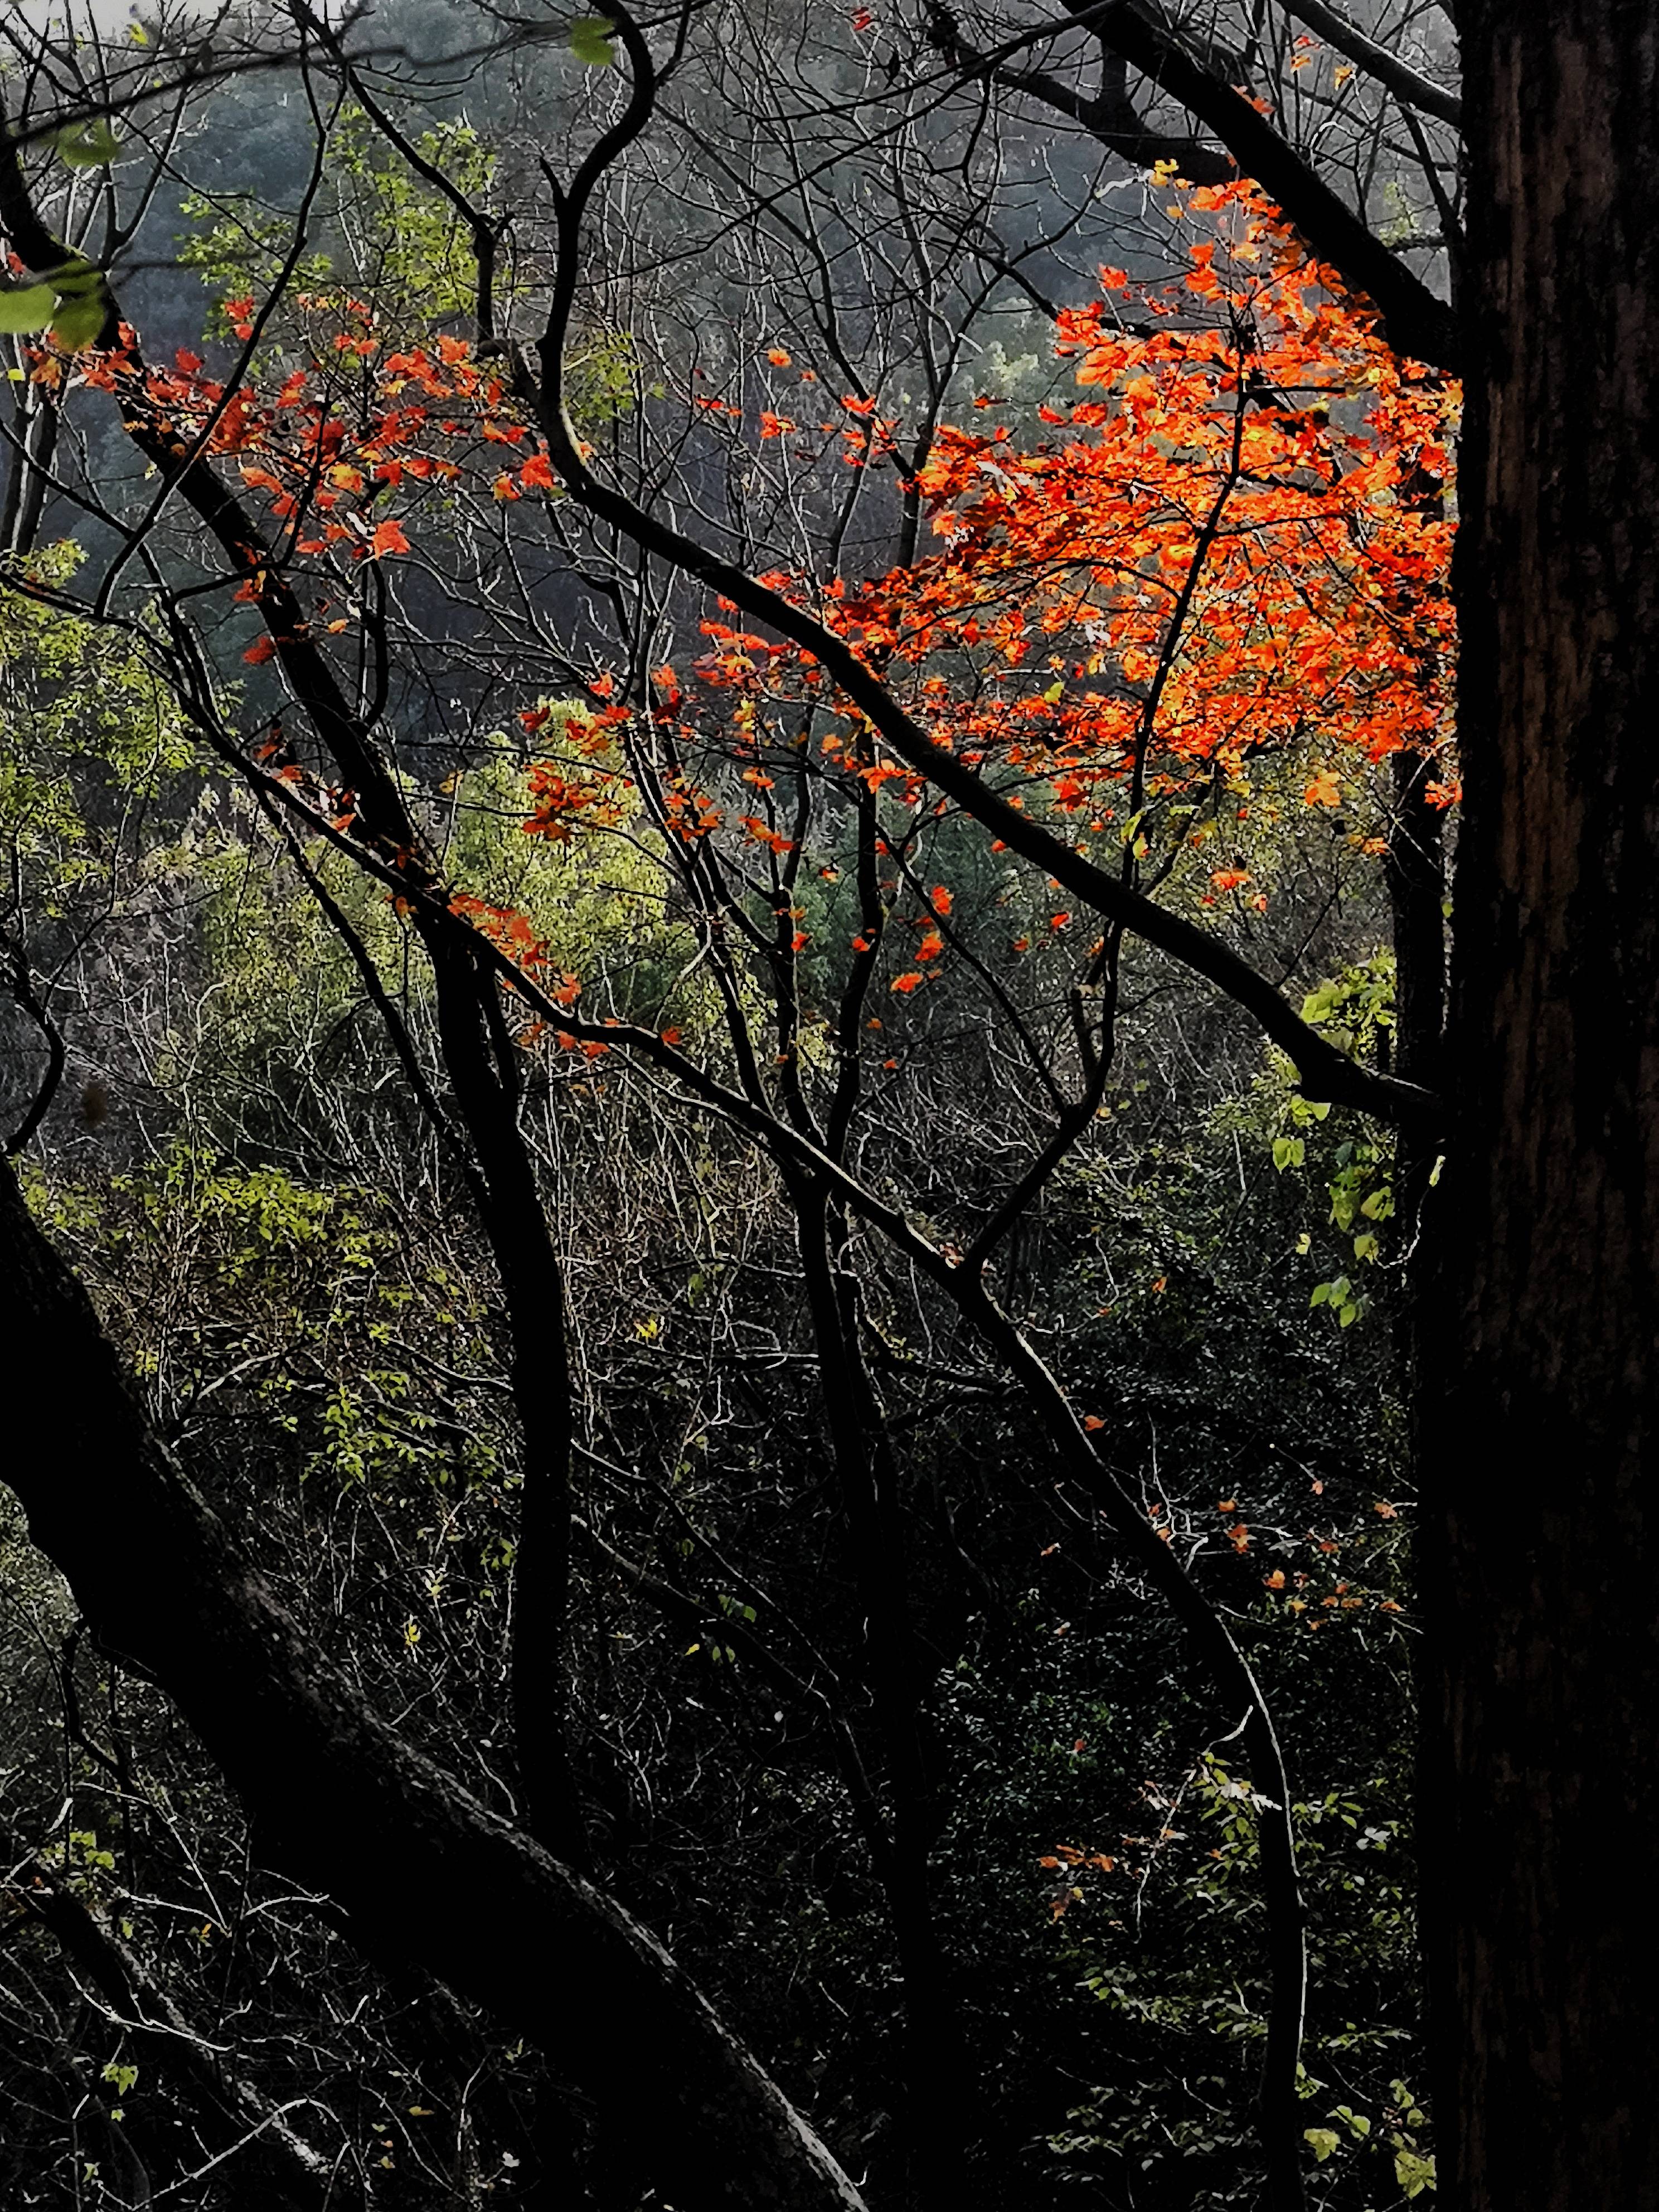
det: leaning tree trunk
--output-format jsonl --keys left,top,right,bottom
{"left": 1421, "top": 6, "right": 1659, "bottom": 2206}
{"left": 0, "top": 1162, "right": 866, "bottom": 2212}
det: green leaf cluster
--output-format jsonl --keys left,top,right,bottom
{"left": 1, "top": 551, "right": 197, "bottom": 925}
{"left": 0, "top": 253, "right": 113, "bottom": 350}
{"left": 181, "top": 105, "right": 499, "bottom": 335}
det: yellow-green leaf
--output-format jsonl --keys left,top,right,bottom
{"left": 569, "top": 14, "right": 615, "bottom": 63}
{"left": 0, "top": 282, "right": 57, "bottom": 333}
{"left": 43, "top": 257, "right": 105, "bottom": 298}
{"left": 55, "top": 119, "right": 122, "bottom": 168}
{"left": 1395, "top": 2147, "right": 1437, "bottom": 2198}
{"left": 51, "top": 293, "right": 109, "bottom": 351}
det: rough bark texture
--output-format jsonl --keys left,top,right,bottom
{"left": 0, "top": 1161, "right": 867, "bottom": 2212}
{"left": 1423, "top": 6, "right": 1659, "bottom": 2206}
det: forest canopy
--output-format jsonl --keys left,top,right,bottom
{"left": 7, "top": 4, "right": 1624, "bottom": 2210}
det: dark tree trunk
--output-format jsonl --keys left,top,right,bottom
{"left": 1422, "top": 7, "right": 1659, "bottom": 2205}
{"left": 787, "top": 1176, "right": 959, "bottom": 2205}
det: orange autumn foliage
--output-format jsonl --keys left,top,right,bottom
{"left": 786, "top": 182, "right": 1458, "bottom": 825}
{"left": 98, "top": 183, "right": 1457, "bottom": 1001}
{"left": 646, "top": 183, "right": 1457, "bottom": 973}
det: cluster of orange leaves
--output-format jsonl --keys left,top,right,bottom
{"left": 652, "top": 182, "right": 1458, "bottom": 952}
{"left": 807, "top": 183, "right": 1457, "bottom": 828}
{"left": 74, "top": 293, "right": 562, "bottom": 585}
{"left": 105, "top": 185, "right": 1457, "bottom": 981}
{"left": 517, "top": 695, "right": 633, "bottom": 846}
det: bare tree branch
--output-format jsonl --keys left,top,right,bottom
{"left": 929, "top": 0, "right": 1461, "bottom": 371}
{"left": 1281, "top": 0, "right": 1461, "bottom": 127}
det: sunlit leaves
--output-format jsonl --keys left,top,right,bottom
{"left": 0, "top": 552, "right": 196, "bottom": 933}
{"left": 0, "top": 256, "right": 113, "bottom": 348}
{"left": 49, "top": 293, "right": 108, "bottom": 351}
{"left": 763, "top": 178, "right": 1460, "bottom": 864}
{"left": 55, "top": 119, "right": 122, "bottom": 168}
{"left": 0, "top": 282, "right": 56, "bottom": 334}
{"left": 139, "top": 174, "right": 1457, "bottom": 1043}
{"left": 369, "top": 518, "right": 410, "bottom": 559}
{"left": 569, "top": 13, "right": 616, "bottom": 64}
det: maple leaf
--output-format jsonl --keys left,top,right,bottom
{"left": 739, "top": 815, "right": 795, "bottom": 856}
{"left": 370, "top": 519, "right": 410, "bottom": 557}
